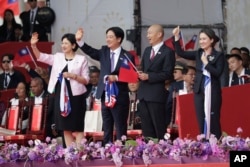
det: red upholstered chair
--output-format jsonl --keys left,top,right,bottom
{"left": 0, "top": 100, "right": 27, "bottom": 144}
{"left": 0, "top": 97, "right": 48, "bottom": 145}
{"left": 24, "top": 97, "right": 48, "bottom": 142}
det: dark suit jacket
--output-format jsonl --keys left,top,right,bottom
{"left": 0, "top": 23, "right": 22, "bottom": 43}
{"left": 166, "top": 81, "right": 184, "bottom": 125}
{"left": 79, "top": 43, "right": 134, "bottom": 99}
{"left": 230, "top": 68, "right": 250, "bottom": 86}
{"left": 174, "top": 40, "right": 225, "bottom": 94}
{"left": 137, "top": 44, "right": 175, "bottom": 103}
{"left": 20, "top": 9, "right": 48, "bottom": 41}
{"left": 0, "top": 70, "right": 26, "bottom": 90}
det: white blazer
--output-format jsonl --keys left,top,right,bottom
{"left": 38, "top": 52, "right": 89, "bottom": 96}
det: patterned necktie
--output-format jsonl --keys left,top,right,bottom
{"left": 150, "top": 49, "right": 155, "bottom": 60}
{"left": 110, "top": 52, "right": 115, "bottom": 72}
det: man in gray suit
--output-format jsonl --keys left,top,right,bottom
{"left": 137, "top": 24, "right": 175, "bottom": 140}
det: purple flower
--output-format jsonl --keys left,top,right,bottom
{"left": 28, "top": 151, "right": 37, "bottom": 161}
{"left": 46, "top": 137, "right": 51, "bottom": 143}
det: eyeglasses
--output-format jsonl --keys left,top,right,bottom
{"left": 2, "top": 60, "right": 10, "bottom": 64}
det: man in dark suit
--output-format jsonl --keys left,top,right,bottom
{"left": 137, "top": 24, "right": 175, "bottom": 140}
{"left": 85, "top": 66, "right": 100, "bottom": 110}
{"left": 227, "top": 54, "right": 250, "bottom": 86}
{"left": 30, "top": 77, "right": 54, "bottom": 138}
{"left": 19, "top": 0, "right": 48, "bottom": 41}
{"left": 30, "top": 77, "right": 65, "bottom": 146}
{"left": 76, "top": 27, "right": 135, "bottom": 144}
{"left": 0, "top": 54, "right": 25, "bottom": 90}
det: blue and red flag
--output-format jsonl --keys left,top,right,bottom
{"left": 0, "top": 0, "right": 19, "bottom": 18}
{"left": 13, "top": 47, "right": 33, "bottom": 66}
{"left": 118, "top": 57, "right": 138, "bottom": 83}
{"left": 105, "top": 80, "right": 118, "bottom": 108}
{"left": 185, "top": 35, "right": 197, "bottom": 50}
{"left": 164, "top": 31, "right": 185, "bottom": 51}
{"left": 58, "top": 73, "right": 71, "bottom": 117}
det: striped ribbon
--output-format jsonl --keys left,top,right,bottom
{"left": 203, "top": 67, "right": 211, "bottom": 139}
{"left": 58, "top": 73, "right": 71, "bottom": 117}
{"left": 104, "top": 80, "right": 118, "bottom": 108}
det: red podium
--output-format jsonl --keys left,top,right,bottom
{"left": 176, "top": 84, "right": 250, "bottom": 139}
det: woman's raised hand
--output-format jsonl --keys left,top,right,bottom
{"left": 172, "top": 26, "right": 180, "bottom": 37}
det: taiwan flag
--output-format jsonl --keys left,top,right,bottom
{"left": 185, "top": 35, "right": 197, "bottom": 50}
{"left": 164, "top": 31, "right": 185, "bottom": 51}
{"left": 164, "top": 36, "right": 174, "bottom": 50}
{"left": 0, "top": 0, "right": 20, "bottom": 18}
{"left": 118, "top": 57, "right": 138, "bottom": 83}
{"left": 13, "top": 47, "right": 33, "bottom": 66}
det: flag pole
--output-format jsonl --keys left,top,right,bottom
{"left": 124, "top": 53, "right": 139, "bottom": 73}
{"left": 180, "top": 31, "right": 186, "bottom": 50}
{"left": 26, "top": 46, "right": 38, "bottom": 68}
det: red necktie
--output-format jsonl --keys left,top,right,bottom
{"left": 150, "top": 49, "right": 155, "bottom": 60}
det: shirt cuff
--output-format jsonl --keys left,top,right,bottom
{"left": 77, "top": 40, "right": 84, "bottom": 47}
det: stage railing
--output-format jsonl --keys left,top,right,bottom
{"left": 176, "top": 84, "right": 250, "bottom": 138}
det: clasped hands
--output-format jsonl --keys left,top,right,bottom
{"left": 138, "top": 71, "right": 148, "bottom": 81}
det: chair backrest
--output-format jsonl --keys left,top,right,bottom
{"left": 27, "top": 96, "right": 48, "bottom": 135}
{"left": 7, "top": 105, "right": 19, "bottom": 130}
{"left": 30, "top": 105, "right": 43, "bottom": 131}
{"left": 4, "top": 99, "right": 27, "bottom": 134}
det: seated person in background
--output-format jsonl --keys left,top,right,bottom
{"left": 0, "top": 53, "right": 26, "bottom": 90}
{"left": 85, "top": 66, "right": 100, "bottom": 110}
{"left": 166, "top": 62, "right": 186, "bottom": 127}
{"left": 227, "top": 54, "right": 250, "bottom": 86}
{"left": 30, "top": 77, "right": 65, "bottom": 145}
{"left": 166, "top": 64, "right": 196, "bottom": 127}
{"left": 14, "top": 24, "right": 23, "bottom": 42}
{"left": 128, "top": 81, "right": 141, "bottom": 130}
{"left": 181, "top": 65, "right": 196, "bottom": 94}
{"left": 230, "top": 47, "right": 241, "bottom": 55}
{"left": 240, "top": 47, "right": 250, "bottom": 69}
{"left": 1, "top": 81, "right": 30, "bottom": 133}
{"left": 0, "top": 9, "right": 22, "bottom": 43}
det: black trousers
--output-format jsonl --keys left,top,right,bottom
{"left": 138, "top": 100, "right": 166, "bottom": 139}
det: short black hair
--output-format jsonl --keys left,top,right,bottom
{"left": 106, "top": 27, "right": 124, "bottom": 44}
{"left": 183, "top": 66, "right": 196, "bottom": 74}
{"left": 61, "top": 33, "right": 78, "bottom": 52}
{"left": 89, "top": 66, "right": 100, "bottom": 73}
{"left": 240, "top": 47, "right": 250, "bottom": 55}
{"left": 227, "top": 54, "right": 242, "bottom": 61}
{"left": 1, "top": 53, "right": 14, "bottom": 61}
